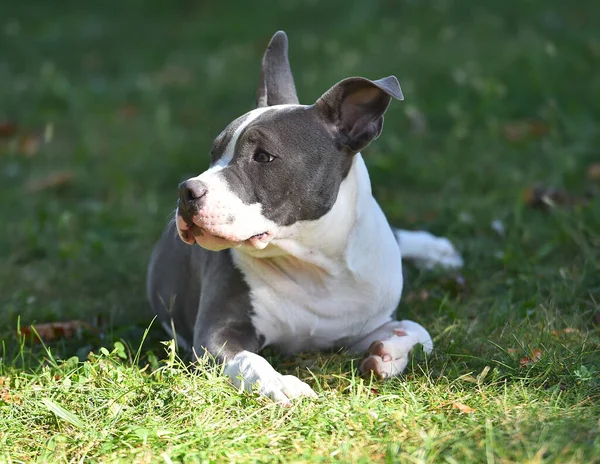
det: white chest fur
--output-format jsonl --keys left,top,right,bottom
{"left": 231, "top": 156, "right": 403, "bottom": 353}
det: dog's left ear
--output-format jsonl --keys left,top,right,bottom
{"left": 316, "top": 76, "right": 404, "bottom": 152}
{"left": 256, "top": 31, "right": 299, "bottom": 107}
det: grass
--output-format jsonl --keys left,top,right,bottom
{"left": 1, "top": 0, "right": 599, "bottom": 462}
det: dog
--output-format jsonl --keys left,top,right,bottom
{"left": 147, "top": 31, "right": 463, "bottom": 404}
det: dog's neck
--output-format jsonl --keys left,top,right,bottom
{"left": 231, "top": 154, "right": 373, "bottom": 275}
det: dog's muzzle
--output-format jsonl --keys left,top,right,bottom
{"left": 174, "top": 179, "right": 274, "bottom": 251}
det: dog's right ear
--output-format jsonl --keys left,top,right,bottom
{"left": 256, "top": 31, "right": 299, "bottom": 107}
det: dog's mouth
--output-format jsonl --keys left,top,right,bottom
{"left": 176, "top": 212, "right": 273, "bottom": 251}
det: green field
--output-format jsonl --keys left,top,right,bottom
{"left": 1, "top": 1, "right": 599, "bottom": 462}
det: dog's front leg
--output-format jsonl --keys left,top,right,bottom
{"left": 223, "top": 350, "right": 317, "bottom": 405}
{"left": 194, "top": 320, "right": 316, "bottom": 405}
{"left": 349, "top": 320, "right": 433, "bottom": 380}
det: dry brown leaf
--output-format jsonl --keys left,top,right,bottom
{"left": 0, "top": 121, "right": 18, "bottom": 138}
{"left": 507, "top": 348, "right": 517, "bottom": 355}
{"left": 119, "top": 103, "right": 139, "bottom": 119}
{"left": 528, "top": 120, "right": 550, "bottom": 137}
{"left": 520, "top": 348, "right": 543, "bottom": 367}
{"left": 587, "top": 163, "right": 600, "bottom": 181}
{"left": 405, "top": 289, "right": 430, "bottom": 303}
{"left": 18, "top": 134, "right": 41, "bottom": 157}
{"left": 503, "top": 120, "right": 549, "bottom": 142}
{"left": 452, "top": 402, "right": 475, "bottom": 414}
{"left": 503, "top": 123, "right": 524, "bottom": 142}
{"left": 18, "top": 320, "right": 97, "bottom": 343}
{"left": 523, "top": 184, "right": 596, "bottom": 211}
{"left": 551, "top": 328, "right": 579, "bottom": 336}
{"left": 25, "top": 171, "right": 75, "bottom": 193}
{"left": 0, "top": 389, "right": 22, "bottom": 405}
{"left": 522, "top": 185, "right": 570, "bottom": 209}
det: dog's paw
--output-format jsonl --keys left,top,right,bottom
{"left": 360, "top": 339, "right": 410, "bottom": 380}
{"left": 224, "top": 351, "right": 317, "bottom": 405}
{"left": 359, "top": 321, "right": 433, "bottom": 380}
{"left": 260, "top": 374, "right": 318, "bottom": 405}
{"left": 413, "top": 234, "right": 463, "bottom": 270}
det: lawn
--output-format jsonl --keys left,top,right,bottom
{"left": 1, "top": 0, "right": 599, "bottom": 462}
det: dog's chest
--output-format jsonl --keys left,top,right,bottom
{"left": 232, "top": 241, "right": 402, "bottom": 353}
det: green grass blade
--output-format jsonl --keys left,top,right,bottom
{"left": 41, "top": 398, "right": 87, "bottom": 430}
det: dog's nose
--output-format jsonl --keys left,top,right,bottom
{"left": 179, "top": 180, "right": 208, "bottom": 207}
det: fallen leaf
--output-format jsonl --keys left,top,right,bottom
{"left": 25, "top": 171, "right": 75, "bottom": 193}
{"left": 528, "top": 120, "right": 550, "bottom": 137}
{"left": 551, "top": 328, "right": 579, "bottom": 336}
{"left": 520, "top": 348, "right": 543, "bottom": 367}
{"left": 523, "top": 185, "right": 567, "bottom": 209}
{"left": 18, "top": 134, "right": 41, "bottom": 157}
{"left": 0, "top": 389, "right": 22, "bottom": 405}
{"left": 406, "top": 289, "right": 430, "bottom": 303}
{"left": 503, "top": 124, "right": 524, "bottom": 142}
{"left": 503, "top": 120, "right": 549, "bottom": 142}
{"left": 119, "top": 103, "right": 139, "bottom": 119}
{"left": 0, "top": 121, "right": 18, "bottom": 138}
{"left": 18, "top": 320, "right": 97, "bottom": 344}
{"left": 452, "top": 402, "right": 475, "bottom": 414}
{"left": 587, "top": 163, "right": 600, "bottom": 181}
{"left": 507, "top": 348, "right": 517, "bottom": 355}
{"left": 521, "top": 184, "right": 590, "bottom": 210}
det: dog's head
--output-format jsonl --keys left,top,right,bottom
{"left": 176, "top": 31, "right": 403, "bottom": 251}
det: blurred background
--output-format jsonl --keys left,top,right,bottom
{"left": 0, "top": 0, "right": 598, "bottom": 357}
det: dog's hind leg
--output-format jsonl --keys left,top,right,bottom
{"left": 393, "top": 229, "right": 463, "bottom": 270}
{"left": 349, "top": 320, "right": 433, "bottom": 380}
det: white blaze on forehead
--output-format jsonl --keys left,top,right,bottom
{"left": 212, "top": 104, "right": 300, "bottom": 169}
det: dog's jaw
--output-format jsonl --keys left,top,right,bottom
{"left": 176, "top": 212, "right": 275, "bottom": 251}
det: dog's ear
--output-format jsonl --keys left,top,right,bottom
{"left": 316, "top": 76, "right": 403, "bottom": 152}
{"left": 256, "top": 31, "right": 299, "bottom": 107}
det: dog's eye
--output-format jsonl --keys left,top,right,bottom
{"left": 253, "top": 152, "right": 275, "bottom": 163}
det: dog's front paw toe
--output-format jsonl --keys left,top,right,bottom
{"left": 260, "top": 374, "right": 317, "bottom": 405}
{"left": 360, "top": 338, "right": 410, "bottom": 380}
{"left": 280, "top": 375, "right": 318, "bottom": 399}
{"left": 361, "top": 354, "right": 390, "bottom": 380}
